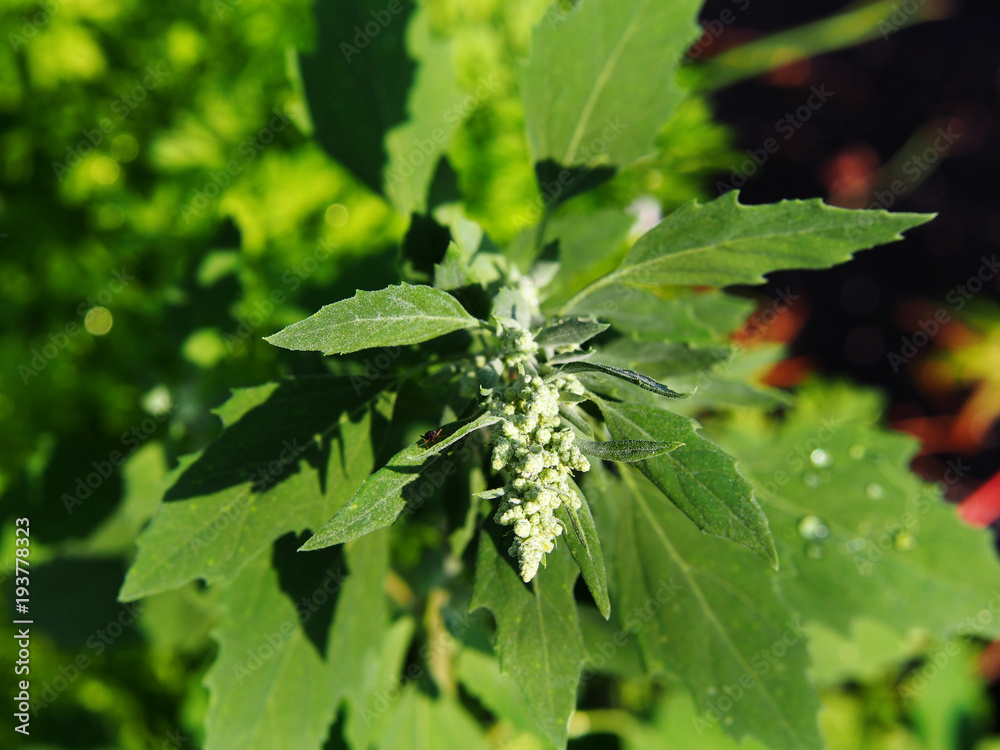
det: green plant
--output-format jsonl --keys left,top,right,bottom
{"left": 111, "top": 1, "right": 1000, "bottom": 749}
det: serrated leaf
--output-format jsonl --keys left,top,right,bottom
{"left": 556, "top": 485, "right": 610, "bottom": 619}
{"left": 535, "top": 318, "right": 610, "bottom": 348}
{"left": 596, "top": 399, "right": 778, "bottom": 568}
{"left": 119, "top": 379, "right": 390, "bottom": 600}
{"left": 300, "top": 413, "right": 503, "bottom": 550}
{"left": 604, "top": 192, "right": 933, "bottom": 289}
{"left": 521, "top": 0, "right": 703, "bottom": 167}
{"left": 265, "top": 283, "right": 481, "bottom": 355}
{"left": 587, "top": 470, "right": 822, "bottom": 750}
{"left": 558, "top": 361, "right": 689, "bottom": 398}
{"left": 718, "top": 385, "right": 1000, "bottom": 639}
{"left": 471, "top": 530, "right": 585, "bottom": 748}
{"left": 577, "top": 438, "right": 683, "bottom": 462}
{"left": 203, "top": 531, "right": 389, "bottom": 750}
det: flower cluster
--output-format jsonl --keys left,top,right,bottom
{"left": 486, "top": 323, "right": 590, "bottom": 582}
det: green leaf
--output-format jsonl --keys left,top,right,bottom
{"left": 264, "top": 283, "right": 481, "bottom": 355}
{"left": 471, "top": 530, "right": 585, "bottom": 748}
{"left": 345, "top": 617, "right": 417, "bottom": 748}
{"left": 563, "top": 286, "right": 755, "bottom": 343}
{"left": 621, "top": 691, "right": 770, "bottom": 750}
{"left": 203, "top": 530, "right": 389, "bottom": 750}
{"left": 383, "top": 11, "right": 464, "bottom": 214}
{"left": 578, "top": 192, "right": 933, "bottom": 295}
{"left": 521, "top": 0, "right": 703, "bottom": 167}
{"left": 718, "top": 385, "right": 1000, "bottom": 639}
{"left": 587, "top": 470, "right": 822, "bottom": 750}
{"left": 596, "top": 399, "right": 777, "bottom": 568}
{"left": 299, "top": 3, "right": 461, "bottom": 214}
{"left": 377, "top": 687, "right": 490, "bottom": 750}
{"left": 556, "top": 484, "right": 611, "bottom": 619}
{"left": 577, "top": 438, "right": 683, "bottom": 462}
{"left": 455, "top": 647, "right": 543, "bottom": 737}
{"left": 536, "top": 318, "right": 609, "bottom": 348}
{"left": 300, "top": 413, "right": 503, "bottom": 550}
{"left": 119, "top": 379, "right": 390, "bottom": 600}
{"left": 527, "top": 208, "right": 634, "bottom": 308}
{"left": 558, "top": 361, "right": 689, "bottom": 398}
{"left": 299, "top": 0, "right": 414, "bottom": 196}
{"left": 595, "top": 338, "right": 734, "bottom": 378}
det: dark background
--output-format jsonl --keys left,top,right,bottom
{"left": 702, "top": 0, "right": 1000, "bottom": 494}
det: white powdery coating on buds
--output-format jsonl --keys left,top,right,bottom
{"left": 486, "top": 322, "right": 590, "bottom": 582}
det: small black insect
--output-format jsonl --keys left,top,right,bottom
{"left": 420, "top": 428, "right": 444, "bottom": 448}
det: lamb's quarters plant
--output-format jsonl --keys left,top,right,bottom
{"left": 115, "top": 1, "right": 1000, "bottom": 749}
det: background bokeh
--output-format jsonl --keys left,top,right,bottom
{"left": 2, "top": 0, "right": 999, "bottom": 747}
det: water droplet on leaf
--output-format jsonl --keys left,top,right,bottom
{"left": 810, "top": 448, "right": 833, "bottom": 467}
{"left": 865, "top": 482, "right": 884, "bottom": 500}
{"left": 798, "top": 515, "right": 829, "bottom": 540}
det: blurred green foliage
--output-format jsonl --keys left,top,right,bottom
{"left": 2, "top": 0, "right": 997, "bottom": 748}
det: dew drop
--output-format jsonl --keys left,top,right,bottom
{"left": 723, "top": 717, "right": 734, "bottom": 726}
{"left": 803, "top": 471, "right": 821, "bottom": 488}
{"left": 805, "top": 542, "right": 828, "bottom": 560}
{"left": 798, "top": 515, "right": 829, "bottom": 540}
{"left": 706, "top": 687, "right": 717, "bottom": 696}
{"left": 894, "top": 531, "right": 918, "bottom": 551}
{"left": 849, "top": 444, "right": 866, "bottom": 460}
{"left": 810, "top": 448, "right": 833, "bottom": 467}
{"left": 865, "top": 482, "right": 885, "bottom": 500}
{"left": 846, "top": 537, "right": 868, "bottom": 554}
